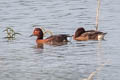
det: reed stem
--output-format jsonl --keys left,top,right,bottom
{"left": 96, "top": 0, "right": 101, "bottom": 31}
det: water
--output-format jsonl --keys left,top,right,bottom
{"left": 0, "top": 0, "right": 120, "bottom": 80}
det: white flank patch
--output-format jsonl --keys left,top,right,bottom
{"left": 98, "top": 35, "right": 104, "bottom": 40}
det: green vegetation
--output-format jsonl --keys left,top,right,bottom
{"left": 3, "top": 27, "right": 21, "bottom": 39}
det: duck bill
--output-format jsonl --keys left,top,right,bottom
{"left": 29, "top": 34, "right": 34, "bottom": 37}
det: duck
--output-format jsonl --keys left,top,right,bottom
{"left": 73, "top": 27, "right": 107, "bottom": 41}
{"left": 31, "top": 28, "right": 70, "bottom": 45}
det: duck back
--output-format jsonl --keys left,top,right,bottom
{"left": 83, "top": 31, "right": 107, "bottom": 40}
{"left": 46, "top": 34, "right": 70, "bottom": 43}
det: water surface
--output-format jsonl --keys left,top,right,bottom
{"left": 0, "top": 0, "right": 120, "bottom": 80}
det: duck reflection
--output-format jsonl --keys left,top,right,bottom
{"left": 37, "top": 43, "right": 44, "bottom": 49}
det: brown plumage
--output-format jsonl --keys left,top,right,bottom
{"left": 32, "top": 28, "right": 70, "bottom": 45}
{"left": 73, "top": 27, "right": 107, "bottom": 41}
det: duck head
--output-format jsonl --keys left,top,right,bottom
{"left": 74, "top": 27, "right": 85, "bottom": 38}
{"left": 33, "top": 28, "right": 44, "bottom": 39}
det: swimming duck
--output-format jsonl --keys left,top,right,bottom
{"left": 32, "top": 28, "right": 70, "bottom": 45}
{"left": 73, "top": 27, "right": 107, "bottom": 41}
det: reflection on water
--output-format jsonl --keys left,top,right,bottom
{"left": 0, "top": 0, "right": 120, "bottom": 80}
{"left": 82, "top": 41, "right": 110, "bottom": 80}
{"left": 37, "top": 43, "right": 44, "bottom": 49}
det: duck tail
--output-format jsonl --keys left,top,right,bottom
{"left": 103, "top": 32, "right": 107, "bottom": 35}
{"left": 59, "top": 34, "right": 72, "bottom": 37}
{"left": 58, "top": 34, "right": 72, "bottom": 42}
{"left": 98, "top": 32, "right": 107, "bottom": 40}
